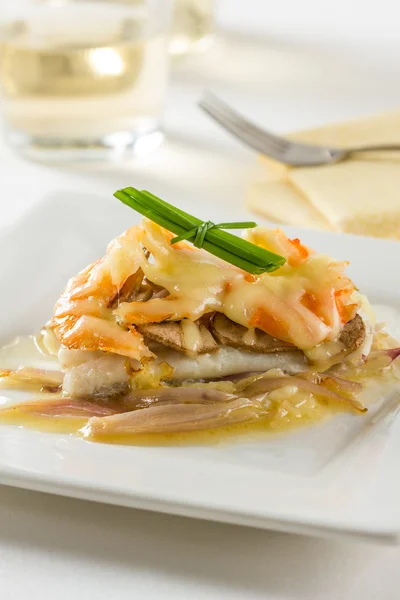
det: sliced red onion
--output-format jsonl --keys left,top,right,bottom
{"left": 347, "top": 348, "right": 400, "bottom": 375}
{"left": 0, "top": 368, "right": 64, "bottom": 392}
{"left": 297, "top": 371, "right": 363, "bottom": 394}
{"left": 121, "top": 386, "right": 235, "bottom": 409}
{"left": 374, "top": 348, "right": 400, "bottom": 362}
{"left": 239, "top": 373, "right": 366, "bottom": 412}
{"left": 1, "top": 397, "right": 117, "bottom": 418}
{"left": 206, "top": 371, "right": 265, "bottom": 383}
{"left": 82, "top": 396, "right": 267, "bottom": 437}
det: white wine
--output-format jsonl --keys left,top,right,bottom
{"left": 0, "top": 1, "right": 170, "bottom": 157}
{"left": 170, "top": 0, "right": 214, "bottom": 56}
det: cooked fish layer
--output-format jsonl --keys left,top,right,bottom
{"left": 154, "top": 346, "right": 307, "bottom": 381}
{"left": 56, "top": 310, "right": 368, "bottom": 399}
{"left": 59, "top": 349, "right": 134, "bottom": 399}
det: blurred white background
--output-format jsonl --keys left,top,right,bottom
{"left": 218, "top": 0, "right": 399, "bottom": 66}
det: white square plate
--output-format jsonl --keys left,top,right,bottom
{"left": 1, "top": 192, "right": 400, "bottom": 544}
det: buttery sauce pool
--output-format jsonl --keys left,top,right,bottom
{"left": 0, "top": 391, "right": 334, "bottom": 446}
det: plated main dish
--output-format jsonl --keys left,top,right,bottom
{"left": 0, "top": 188, "right": 399, "bottom": 444}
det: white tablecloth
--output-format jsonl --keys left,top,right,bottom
{"left": 1, "top": 1, "right": 400, "bottom": 598}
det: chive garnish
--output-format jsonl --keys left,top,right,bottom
{"left": 114, "top": 187, "right": 286, "bottom": 274}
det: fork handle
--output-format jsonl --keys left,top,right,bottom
{"left": 348, "top": 144, "right": 400, "bottom": 154}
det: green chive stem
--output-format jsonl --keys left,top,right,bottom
{"left": 114, "top": 187, "right": 286, "bottom": 274}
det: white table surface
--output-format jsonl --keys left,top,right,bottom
{"left": 1, "top": 1, "right": 400, "bottom": 598}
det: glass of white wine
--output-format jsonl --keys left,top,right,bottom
{"left": 0, "top": 0, "right": 171, "bottom": 161}
{"left": 170, "top": 0, "right": 215, "bottom": 57}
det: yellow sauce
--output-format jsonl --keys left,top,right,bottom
{"left": 0, "top": 334, "right": 58, "bottom": 370}
{"left": 0, "top": 411, "right": 87, "bottom": 435}
{"left": 0, "top": 386, "right": 338, "bottom": 446}
{"left": 95, "top": 396, "right": 335, "bottom": 446}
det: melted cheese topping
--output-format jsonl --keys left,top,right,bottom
{"left": 51, "top": 219, "right": 364, "bottom": 362}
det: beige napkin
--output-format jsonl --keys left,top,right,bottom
{"left": 247, "top": 109, "right": 400, "bottom": 239}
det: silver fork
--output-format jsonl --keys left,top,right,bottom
{"left": 198, "top": 92, "right": 400, "bottom": 167}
